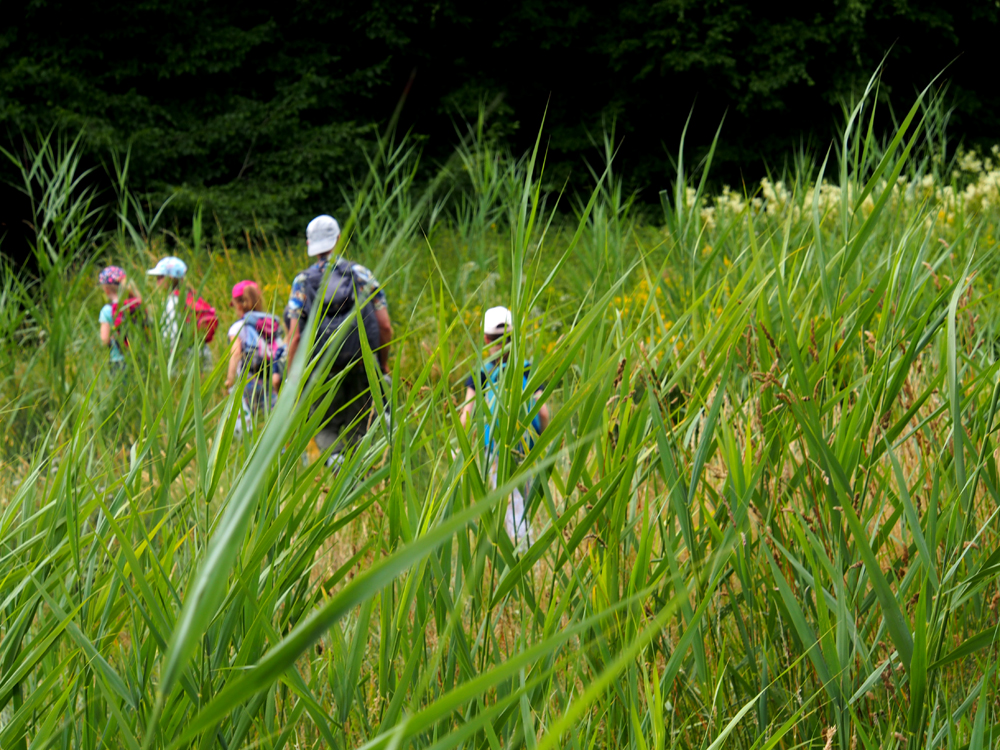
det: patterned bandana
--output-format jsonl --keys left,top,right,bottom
{"left": 99, "top": 266, "right": 126, "bottom": 285}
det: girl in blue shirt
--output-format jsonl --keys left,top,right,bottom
{"left": 98, "top": 266, "right": 143, "bottom": 369}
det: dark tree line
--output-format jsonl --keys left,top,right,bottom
{"left": 2, "top": 0, "right": 998, "bottom": 255}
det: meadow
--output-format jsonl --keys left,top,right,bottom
{"left": 1, "top": 80, "right": 999, "bottom": 750}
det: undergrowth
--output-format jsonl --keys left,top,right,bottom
{"left": 0, "top": 74, "right": 998, "bottom": 750}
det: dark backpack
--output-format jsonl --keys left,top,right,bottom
{"left": 111, "top": 297, "right": 146, "bottom": 348}
{"left": 301, "top": 259, "right": 380, "bottom": 371}
{"left": 239, "top": 312, "right": 284, "bottom": 374}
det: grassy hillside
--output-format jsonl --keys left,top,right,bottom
{"left": 0, "top": 83, "right": 999, "bottom": 749}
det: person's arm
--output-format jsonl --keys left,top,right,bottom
{"left": 285, "top": 316, "right": 301, "bottom": 370}
{"left": 100, "top": 322, "right": 112, "bottom": 348}
{"left": 271, "top": 352, "right": 284, "bottom": 392}
{"left": 279, "top": 275, "right": 306, "bottom": 384}
{"left": 225, "top": 337, "right": 242, "bottom": 389}
{"left": 459, "top": 386, "right": 476, "bottom": 428}
{"left": 354, "top": 266, "right": 391, "bottom": 374}
{"left": 535, "top": 391, "right": 550, "bottom": 432}
{"left": 375, "top": 307, "right": 392, "bottom": 374}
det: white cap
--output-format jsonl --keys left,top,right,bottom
{"left": 307, "top": 215, "right": 341, "bottom": 257}
{"left": 147, "top": 256, "right": 187, "bottom": 278}
{"left": 483, "top": 306, "right": 513, "bottom": 336}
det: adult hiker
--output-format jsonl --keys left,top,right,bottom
{"left": 283, "top": 214, "right": 393, "bottom": 463}
{"left": 225, "top": 280, "right": 285, "bottom": 436}
{"left": 459, "top": 305, "right": 550, "bottom": 549}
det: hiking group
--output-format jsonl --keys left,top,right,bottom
{"left": 97, "top": 213, "right": 550, "bottom": 546}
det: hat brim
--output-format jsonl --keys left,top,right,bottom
{"left": 307, "top": 235, "right": 339, "bottom": 257}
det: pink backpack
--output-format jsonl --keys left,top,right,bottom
{"left": 175, "top": 290, "right": 219, "bottom": 342}
{"left": 240, "top": 312, "right": 284, "bottom": 372}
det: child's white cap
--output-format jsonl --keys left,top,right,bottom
{"left": 483, "top": 306, "right": 513, "bottom": 335}
{"left": 147, "top": 256, "right": 187, "bottom": 278}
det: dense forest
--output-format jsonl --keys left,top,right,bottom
{"left": 2, "top": 0, "right": 999, "bottom": 253}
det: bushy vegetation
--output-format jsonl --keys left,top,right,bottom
{"left": 5, "top": 0, "right": 1000, "bottom": 236}
{"left": 0, "top": 77, "right": 999, "bottom": 749}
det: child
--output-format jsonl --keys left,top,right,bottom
{"left": 97, "top": 266, "right": 143, "bottom": 370}
{"left": 225, "top": 280, "right": 285, "bottom": 435}
{"left": 226, "top": 279, "right": 256, "bottom": 342}
{"left": 147, "top": 256, "right": 218, "bottom": 364}
{"left": 459, "top": 306, "right": 550, "bottom": 549}
{"left": 146, "top": 256, "right": 188, "bottom": 346}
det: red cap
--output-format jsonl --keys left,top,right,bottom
{"left": 231, "top": 280, "right": 259, "bottom": 300}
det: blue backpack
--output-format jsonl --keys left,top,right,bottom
{"left": 239, "top": 312, "right": 285, "bottom": 374}
{"left": 481, "top": 359, "right": 543, "bottom": 460}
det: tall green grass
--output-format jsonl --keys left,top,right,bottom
{"left": 1, "top": 76, "right": 998, "bottom": 750}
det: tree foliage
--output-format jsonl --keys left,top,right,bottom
{"left": 2, "top": 0, "right": 998, "bottom": 242}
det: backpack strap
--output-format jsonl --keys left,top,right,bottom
{"left": 239, "top": 313, "right": 259, "bottom": 345}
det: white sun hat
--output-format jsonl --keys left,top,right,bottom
{"left": 306, "top": 214, "right": 341, "bottom": 257}
{"left": 483, "top": 306, "right": 513, "bottom": 335}
{"left": 146, "top": 256, "right": 188, "bottom": 278}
